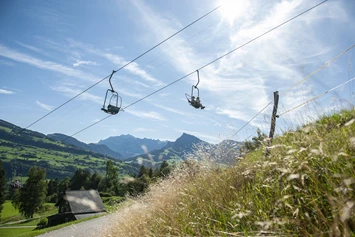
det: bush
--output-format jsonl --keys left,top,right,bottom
{"left": 46, "top": 193, "right": 58, "bottom": 203}
{"left": 99, "top": 192, "right": 114, "bottom": 197}
{"left": 37, "top": 217, "right": 48, "bottom": 228}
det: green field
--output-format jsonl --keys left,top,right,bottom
{"left": 0, "top": 228, "right": 35, "bottom": 237}
{"left": 1, "top": 201, "right": 57, "bottom": 225}
{"left": 1, "top": 201, "right": 20, "bottom": 220}
{"left": 0, "top": 200, "right": 113, "bottom": 237}
{"left": 0, "top": 120, "right": 138, "bottom": 180}
{"left": 0, "top": 201, "right": 58, "bottom": 237}
{"left": 0, "top": 141, "right": 134, "bottom": 180}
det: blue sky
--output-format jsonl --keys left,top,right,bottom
{"left": 1, "top": 0, "right": 355, "bottom": 144}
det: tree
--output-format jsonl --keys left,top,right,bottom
{"left": 14, "top": 167, "right": 47, "bottom": 218}
{"left": 0, "top": 160, "right": 6, "bottom": 217}
{"left": 241, "top": 128, "right": 267, "bottom": 153}
{"left": 100, "top": 160, "right": 119, "bottom": 195}
{"left": 47, "top": 179, "right": 59, "bottom": 196}
{"left": 159, "top": 161, "right": 171, "bottom": 177}
{"left": 58, "top": 177, "right": 70, "bottom": 194}
{"left": 148, "top": 168, "right": 153, "bottom": 178}
{"left": 90, "top": 172, "right": 103, "bottom": 190}
{"left": 70, "top": 169, "right": 91, "bottom": 190}
{"left": 138, "top": 165, "right": 147, "bottom": 178}
{"left": 46, "top": 178, "right": 59, "bottom": 203}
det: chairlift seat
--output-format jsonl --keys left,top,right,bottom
{"left": 101, "top": 105, "right": 120, "bottom": 115}
{"left": 108, "top": 105, "right": 120, "bottom": 114}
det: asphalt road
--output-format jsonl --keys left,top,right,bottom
{"left": 37, "top": 214, "right": 114, "bottom": 237}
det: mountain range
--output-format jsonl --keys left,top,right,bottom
{"left": 48, "top": 133, "right": 123, "bottom": 159}
{"left": 98, "top": 134, "right": 168, "bottom": 159}
{"left": 0, "top": 119, "right": 243, "bottom": 179}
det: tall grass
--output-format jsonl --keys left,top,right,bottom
{"left": 104, "top": 109, "right": 355, "bottom": 236}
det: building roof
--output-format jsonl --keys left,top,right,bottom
{"left": 58, "top": 190, "right": 106, "bottom": 214}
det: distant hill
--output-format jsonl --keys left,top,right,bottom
{"left": 125, "top": 133, "right": 211, "bottom": 167}
{"left": 170, "top": 133, "right": 208, "bottom": 152}
{"left": 125, "top": 133, "right": 243, "bottom": 167}
{"left": 98, "top": 134, "right": 168, "bottom": 159}
{"left": 0, "top": 119, "right": 138, "bottom": 180}
{"left": 210, "top": 139, "right": 243, "bottom": 165}
{"left": 48, "top": 133, "right": 123, "bottom": 159}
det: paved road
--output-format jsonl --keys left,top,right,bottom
{"left": 37, "top": 214, "right": 115, "bottom": 237}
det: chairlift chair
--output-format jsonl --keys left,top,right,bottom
{"left": 185, "top": 70, "right": 205, "bottom": 109}
{"left": 101, "top": 70, "right": 122, "bottom": 115}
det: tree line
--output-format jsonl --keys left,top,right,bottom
{"left": 0, "top": 159, "right": 171, "bottom": 219}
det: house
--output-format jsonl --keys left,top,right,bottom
{"left": 47, "top": 190, "right": 106, "bottom": 226}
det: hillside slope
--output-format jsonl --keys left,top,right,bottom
{"left": 103, "top": 109, "right": 355, "bottom": 236}
{"left": 0, "top": 120, "right": 137, "bottom": 179}
{"left": 48, "top": 133, "right": 123, "bottom": 159}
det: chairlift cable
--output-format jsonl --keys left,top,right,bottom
{"left": 223, "top": 44, "right": 355, "bottom": 149}
{"left": 278, "top": 77, "right": 355, "bottom": 117}
{"left": 197, "top": 0, "right": 328, "bottom": 72}
{"left": 280, "top": 44, "right": 355, "bottom": 95}
{"left": 230, "top": 100, "right": 274, "bottom": 140}
{"left": 22, "top": 5, "right": 221, "bottom": 133}
{"left": 64, "top": 0, "right": 328, "bottom": 140}
{"left": 144, "top": 0, "right": 278, "bottom": 73}
{"left": 125, "top": 0, "right": 328, "bottom": 110}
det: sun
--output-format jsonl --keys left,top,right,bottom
{"left": 218, "top": 0, "right": 250, "bottom": 26}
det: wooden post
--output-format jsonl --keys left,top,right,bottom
{"left": 266, "top": 91, "right": 279, "bottom": 157}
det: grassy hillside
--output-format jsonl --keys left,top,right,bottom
{"left": 103, "top": 109, "right": 355, "bottom": 236}
{"left": 0, "top": 120, "right": 138, "bottom": 180}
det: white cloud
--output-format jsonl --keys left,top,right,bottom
{"left": 127, "top": 109, "right": 166, "bottom": 121}
{"left": 50, "top": 85, "right": 102, "bottom": 104}
{"left": 16, "top": 41, "right": 45, "bottom": 54}
{"left": 129, "top": 0, "right": 272, "bottom": 121}
{"left": 129, "top": 0, "right": 349, "bottom": 125}
{"left": 0, "top": 89, "right": 15, "bottom": 94}
{"left": 120, "top": 76, "right": 151, "bottom": 89}
{"left": 67, "top": 39, "right": 163, "bottom": 86}
{"left": 0, "top": 44, "right": 99, "bottom": 82}
{"left": 36, "top": 101, "right": 53, "bottom": 111}
{"left": 119, "top": 89, "right": 143, "bottom": 99}
{"left": 73, "top": 60, "right": 98, "bottom": 67}
{"left": 152, "top": 103, "right": 191, "bottom": 116}
{"left": 103, "top": 53, "right": 163, "bottom": 85}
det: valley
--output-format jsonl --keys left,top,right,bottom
{"left": 0, "top": 119, "right": 241, "bottom": 180}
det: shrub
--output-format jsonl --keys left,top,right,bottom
{"left": 99, "top": 192, "right": 113, "bottom": 197}
{"left": 37, "top": 217, "right": 48, "bottom": 228}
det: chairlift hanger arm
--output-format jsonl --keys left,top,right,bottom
{"left": 195, "top": 70, "right": 200, "bottom": 88}
{"left": 109, "top": 70, "right": 117, "bottom": 92}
